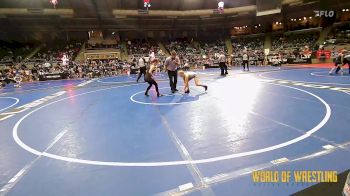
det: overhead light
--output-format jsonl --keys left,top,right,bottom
{"left": 218, "top": 1, "right": 224, "bottom": 8}
{"left": 218, "top": 1, "right": 224, "bottom": 13}
{"left": 299, "top": 18, "right": 302, "bottom": 20}
{"left": 347, "top": 9, "right": 349, "bottom": 12}
{"left": 144, "top": 0, "right": 151, "bottom": 9}
{"left": 303, "top": 17, "right": 306, "bottom": 20}
{"left": 50, "top": 0, "right": 58, "bottom": 8}
{"left": 309, "top": 16, "right": 312, "bottom": 19}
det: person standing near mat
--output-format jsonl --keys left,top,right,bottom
{"left": 218, "top": 51, "right": 228, "bottom": 76}
{"left": 344, "top": 53, "right": 350, "bottom": 74}
{"left": 242, "top": 52, "right": 249, "bottom": 71}
{"left": 14, "top": 73, "right": 22, "bottom": 88}
{"left": 136, "top": 56, "right": 147, "bottom": 83}
{"left": 335, "top": 50, "right": 349, "bottom": 75}
{"left": 144, "top": 59, "right": 162, "bottom": 97}
{"left": 164, "top": 50, "right": 180, "bottom": 93}
{"left": 178, "top": 70, "right": 207, "bottom": 94}
{"left": 329, "top": 51, "right": 344, "bottom": 75}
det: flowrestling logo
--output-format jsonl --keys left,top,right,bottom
{"left": 314, "top": 10, "right": 335, "bottom": 17}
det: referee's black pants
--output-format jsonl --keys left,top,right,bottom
{"left": 167, "top": 70, "right": 178, "bottom": 92}
{"left": 137, "top": 66, "right": 146, "bottom": 82}
{"left": 335, "top": 63, "right": 349, "bottom": 74}
{"left": 219, "top": 62, "right": 226, "bottom": 75}
{"left": 243, "top": 60, "right": 249, "bottom": 71}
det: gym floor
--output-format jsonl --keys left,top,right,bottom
{"left": 0, "top": 65, "right": 349, "bottom": 196}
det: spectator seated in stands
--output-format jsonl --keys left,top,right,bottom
{"left": 231, "top": 37, "right": 264, "bottom": 66}
{"left": 272, "top": 33, "right": 318, "bottom": 51}
{"left": 127, "top": 39, "right": 165, "bottom": 63}
{"left": 0, "top": 42, "right": 35, "bottom": 64}
{"left": 33, "top": 42, "right": 82, "bottom": 62}
{"left": 164, "top": 38, "right": 228, "bottom": 69}
{"left": 326, "top": 23, "right": 350, "bottom": 44}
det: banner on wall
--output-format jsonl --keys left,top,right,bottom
{"left": 84, "top": 52, "right": 120, "bottom": 60}
{"left": 316, "top": 50, "right": 331, "bottom": 59}
{"left": 38, "top": 73, "right": 69, "bottom": 81}
{"left": 287, "top": 57, "right": 312, "bottom": 64}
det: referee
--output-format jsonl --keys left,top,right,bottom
{"left": 242, "top": 52, "right": 249, "bottom": 71}
{"left": 164, "top": 50, "right": 180, "bottom": 93}
{"left": 136, "top": 56, "right": 146, "bottom": 83}
{"left": 218, "top": 51, "right": 227, "bottom": 76}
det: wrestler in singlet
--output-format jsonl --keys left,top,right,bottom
{"left": 178, "top": 70, "right": 208, "bottom": 94}
{"left": 144, "top": 59, "right": 162, "bottom": 97}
